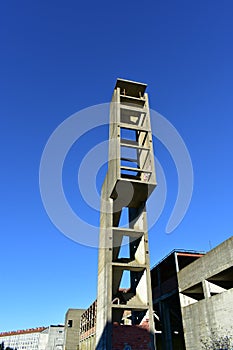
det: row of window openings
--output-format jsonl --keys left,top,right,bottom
{"left": 2, "top": 346, "right": 38, "bottom": 349}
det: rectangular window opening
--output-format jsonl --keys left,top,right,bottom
{"left": 67, "top": 320, "right": 73, "bottom": 328}
{"left": 120, "top": 109, "right": 147, "bottom": 128}
{"left": 120, "top": 128, "right": 137, "bottom": 142}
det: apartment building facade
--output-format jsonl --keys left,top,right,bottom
{"left": 0, "top": 325, "right": 64, "bottom": 350}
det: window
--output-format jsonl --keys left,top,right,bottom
{"left": 67, "top": 320, "right": 73, "bottom": 328}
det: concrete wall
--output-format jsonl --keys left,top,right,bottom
{"left": 64, "top": 309, "right": 85, "bottom": 350}
{"left": 45, "top": 326, "right": 64, "bottom": 350}
{"left": 178, "top": 236, "right": 233, "bottom": 350}
{"left": 181, "top": 289, "right": 233, "bottom": 349}
{"left": 178, "top": 237, "right": 233, "bottom": 292}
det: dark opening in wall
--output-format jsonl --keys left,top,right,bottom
{"left": 67, "top": 320, "right": 73, "bottom": 327}
{"left": 207, "top": 266, "right": 233, "bottom": 290}
{"left": 182, "top": 282, "right": 204, "bottom": 301}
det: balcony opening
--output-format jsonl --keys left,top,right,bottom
{"left": 207, "top": 266, "right": 233, "bottom": 296}
{"left": 181, "top": 282, "right": 204, "bottom": 306}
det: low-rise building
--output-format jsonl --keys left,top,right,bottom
{"left": 0, "top": 325, "right": 64, "bottom": 350}
{"left": 0, "top": 327, "right": 47, "bottom": 350}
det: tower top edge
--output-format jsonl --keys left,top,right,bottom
{"left": 115, "top": 78, "right": 147, "bottom": 96}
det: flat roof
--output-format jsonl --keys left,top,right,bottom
{"left": 0, "top": 327, "right": 47, "bottom": 337}
{"left": 151, "top": 249, "right": 205, "bottom": 271}
{"left": 115, "top": 78, "right": 147, "bottom": 97}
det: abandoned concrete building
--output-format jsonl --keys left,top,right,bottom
{"left": 2, "top": 234, "right": 232, "bottom": 350}
{"left": 63, "top": 79, "right": 233, "bottom": 349}
{"left": 64, "top": 235, "right": 233, "bottom": 350}
{"left": 1, "top": 80, "right": 232, "bottom": 350}
{"left": 178, "top": 236, "right": 233, "bottom": 349}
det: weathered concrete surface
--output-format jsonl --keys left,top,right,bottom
{"left": 95, "top": 79, "right": 157, "bottom": 350}
{"left": 178, "top": 236, "right": 233, "bottom": 350}
{"left": 64, "top": 309, "right": 85, "bottom": 350}
{"left": 178, "top": 236, "right": 233, "bottom": 292}
{"left": 181, "top": 289, "right": 233, "bottom": 350}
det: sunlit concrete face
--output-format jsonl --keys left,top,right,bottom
{"left": 64, "top": 308, "right": 85, "bottom": 350}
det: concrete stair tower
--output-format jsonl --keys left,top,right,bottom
{"left": 95, "top": 79, "right": 157, "bottom": 350}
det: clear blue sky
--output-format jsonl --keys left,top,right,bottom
{"left": 1, "top": 0, "right": 233, "bottom": 332}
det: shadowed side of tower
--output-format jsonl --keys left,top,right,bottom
{"left": 95, "top": 79, "right": 157, "bottom": 350}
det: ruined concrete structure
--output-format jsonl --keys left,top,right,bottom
{"left": 3, "top": 80, "right": 232, "bottom": 350}
{"left": 58, "top": 78, "right": 233, "bottom": 349}
{"left": 66, "top": 236, "right": 233, "bottom": 350}
{"left": 178, "top": 236, "right": 233, "bottom": 349}
{"left": 67, "top": 79, "right": 232, "bottom": 349}
{"left": 79, "top": 301, "right": 97, "bottom": 349}
{"left": 2, "top": 239, "right": 232, "bottom": 350}
{"left": 95, "top": 78, "right": 157, "bottom": 349}
{"left": 151, "top": 249, "right": 205, "bottom": 349}
{"left": 64, "top": 309, "right": 85, "bottom": 350}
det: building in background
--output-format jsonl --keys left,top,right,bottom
{"left": 63, "top": 309, "right": 84, "bottom": 350}
{"left": 0, "top": 327, "right": 47, "bottom": 350}
{"left": 0, "top": 325, "right": 64, "bottom": 350}
{"left": 42, "top": 325, "right": 64, "bottom": 350}
{"left": 79, "top": 301, "right": 96, "bottom": 350}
